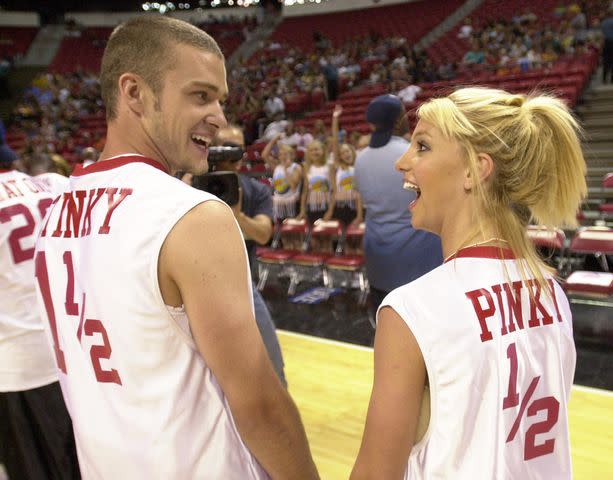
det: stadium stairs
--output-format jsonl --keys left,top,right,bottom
{"left": 415, "top": 0, "right": 484, "bottom": 50}
{"left": 577, "top": 81, "right": 613, "bottom": 226}
{"left": 228, "top": 15, "right": 283, "bottom": 67}
{"left": 22, "top": 24, "right": 66, "bottom": 67}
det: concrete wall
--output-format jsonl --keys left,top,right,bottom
{"left": 0, "top": 11, "right": 39, "bottom": 27}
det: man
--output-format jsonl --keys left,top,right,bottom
{"left": 34, "top": 16, "right": 318, "bottom": 479}
{"left": 354, "top": 94, "right": 442, "bottom": 321}
{"left": 0, "top": 144, "right": 79, "bottom": 479}
{"left": 210, "top": 124, "right": 287, "bottom": 386}
{"left": 602, "top": 5, "right": 613, "bottom": 84}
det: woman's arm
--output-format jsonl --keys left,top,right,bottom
{"left": 261, "top": 132, "right": 282, "bottom": 167}
{"left": 331, "top": 104, "right": 342, "bottom": 169}
{"left": 350, "top": 306, "right": 427, "bottom": 480}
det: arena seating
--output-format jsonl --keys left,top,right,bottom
{"left": 324, "top": 222, "right": 368, "bottom": 304}
{"left": 48, "top": 20, "right": 252, "bottom": 74}
{"left": 256, "top": 218, "right": 308, "bottom": 292}
{"left": 269, "top": 0, "right": 464, "bottom": 53}
{"left": 0, "top": 27, "right": 38, "bottom": 58}
{"left": 287, "top": 219, "right": 343, "bottom": 295}
{"left": 426, "top": 0, "right": 561, "bottom": 65}
{"left": 49, "top": 27, "right": 112, "bottom": 73}
{"left": 563, "top": 226, "right": 613, "bottom": 297}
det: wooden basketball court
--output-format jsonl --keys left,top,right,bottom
{"left": 278, "top": 330, "right": 613, "bottom": 479}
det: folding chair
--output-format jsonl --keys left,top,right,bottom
{"left": 324, "top": 223, "right": 369, "bottom": 305}
{"left": 563, "top": 226, "right": 613, "bottom": 298}
{"left": 598, "top": 173, "right": 613, "bottom": 221}
{"left": 526, "top": 225, "right": 566, "bottom": 272}
{"left": 256, "top": 219, "right": 308, "bottom": 291}
{"left": 287, "top": 219, "right": 342, "bottom": 295}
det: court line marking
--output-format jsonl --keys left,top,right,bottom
{"left": 278, "top": 329, "right": 373, "bottom": 352}
{"left": 278, "top": 330, "right": 613, "bottom": 396}
{"left": 572, "top": 384, "right": 613, "bottom": 397}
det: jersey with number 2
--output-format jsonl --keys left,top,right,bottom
{"left": 33, "top": 156, "right": 268, "bottom": 480}
{"left": 381, "top": 246, "right": 575, "bottom": 480}
{"left": 0, "top": 169, "right": 57, "bottom": 391}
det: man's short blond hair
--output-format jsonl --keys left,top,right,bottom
{"left": 100, "top": 15, "right": 223, "bottom": 121}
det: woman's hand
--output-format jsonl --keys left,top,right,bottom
{"left": 333, "top": 104, "right": 343, "bottom": 119}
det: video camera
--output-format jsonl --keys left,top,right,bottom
{"left": 190, "top": 145, "right": 244, "bottom": 206}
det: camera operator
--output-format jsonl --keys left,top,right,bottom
{"left": 208, "top": 124, "right": 287, "bottom": 387}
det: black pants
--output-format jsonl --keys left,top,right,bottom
{"left": 603, "top": 39, "right": 613, "bottom": 84}
{"left": 0, "top": 382, "right": 80, "bottom": 480}
{"left": 369, "top": 286, "right": 390, "bottom": 325}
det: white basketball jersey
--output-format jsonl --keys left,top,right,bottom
{"left": 34, "top": 171, "right": 70, "bottom": 195}
{"left": 0, "top": 169, "right": 57, "bottom": 391}
{"left": 381, "top": 246, "right": 575, "bottom": 480}
{"left": 34, "top": 155, "right": 269, "bottom": 479}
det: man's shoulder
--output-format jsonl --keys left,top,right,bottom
{"left": 356, "top": 137, "right": 409, "bottom": 161}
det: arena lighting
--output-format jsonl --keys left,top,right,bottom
{"left": 142, "top": 3, "right": 150, "bottom": 10}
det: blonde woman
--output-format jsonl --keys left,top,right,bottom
{"left": 296, "top": 139, "right": 334, "bottom": 223}
{"left": 262, "top": 134, "right": 303, "bottom": 221}
{"left": 328, "top": 104, "right": 363, "bottom": 225}
{"left": 351, "top": 87, "right": 586, "bottom": 480}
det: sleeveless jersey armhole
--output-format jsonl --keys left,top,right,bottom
{"left": 149, "top": 197, "right": 223, "bottom": 351}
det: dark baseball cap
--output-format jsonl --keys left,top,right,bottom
{"left": 365, "top": 94, "right": 403, "bottom": 148}
{"left": 0, "top": 144, "right": 17, "bottom": 169}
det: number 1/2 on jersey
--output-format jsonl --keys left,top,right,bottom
{"left": 35, "top": 250, "right": 122, "bottom": 385}
{"left": 503, "top": 342, "right": 560, "bottom": 461}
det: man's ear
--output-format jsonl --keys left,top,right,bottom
{"left": 464, "top": 152, "right": 494, "bottom": 191}
{"left": 117, "top": 73, "right": 148, "bottom": 116}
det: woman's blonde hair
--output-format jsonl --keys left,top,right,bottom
{"left": 305, "top": 139, "right": 326, "bottom": 166}
{"left": 279, "top": 143, "right": 296, "bottom": 161}
{"left": 340, "top": 143, "right": 357, "bottom": 164}
{"left": 418, "top": 86, "right": 587, "bottom": 293}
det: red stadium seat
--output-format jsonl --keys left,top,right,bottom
{"left": 256, "top": 219, "right": 308, "bottom": 292}
{"left": 324, "top": 222, "right": 368, "bottom": 305}
{"left": 287, "top": 219, "right": 343, "bottom": 295}
{"left": 563, "top": 227, "right": 613, "bottom": 298}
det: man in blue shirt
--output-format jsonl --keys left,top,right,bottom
{"left": 211, "top": 125, "right": 287, "bottom": 386}
{"left": 354, "top": 95, "right": 442, "bottom": 321}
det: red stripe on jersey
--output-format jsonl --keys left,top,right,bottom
{"left": 72, "top": 155, "right": 168, "bottom": 176}
{"left": 445, "top": 245, "right": 516, "bottom": 263}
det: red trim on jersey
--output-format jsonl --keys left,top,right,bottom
{"left": 0, "top": 169, "right": 11, "bottom": 173}
{"left": 71, "top": 155, "right": 169, "bottom": 176}
{"left": 445, "top": 245, "right": 516, "bottom": 263}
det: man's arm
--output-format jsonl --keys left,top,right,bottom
{"left": 159, "top": 200, "right": 318, "bottom": 479}
{"left": 232, "top": 178, "right": 273, "bottom": 245}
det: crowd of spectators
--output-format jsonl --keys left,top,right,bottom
{"left": 4, "top": 1, "right": 612, "bottom": 179}
{"left": 223, "top": 31, "right": 449, "bottom": 143}
{"left": 456, "top": 3, "right": 605, "bottom": 77}
{"left": 9, "top": 70, "right": 103, "bottom": 171}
